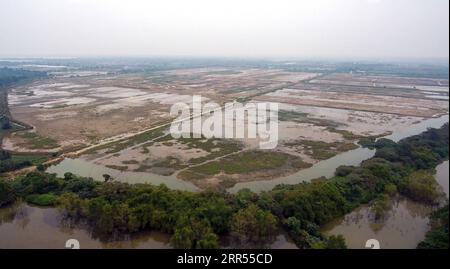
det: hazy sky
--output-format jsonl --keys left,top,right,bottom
{"left": 0, "top": 0, "right": 448, "bottom": 59}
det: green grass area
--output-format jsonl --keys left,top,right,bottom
{"left": 285, "top": 140, "right": 359, "bottom": 160}
{"left": 179, "top": 150, "right": 308, "bottom": 180}
{"left": 1, "top": 151, "right": 50, "bottom": 174}
{"left": 10, "top": 154, "right": 49, "bottom": 165}
{"left": 16, "top": 132, "right": 59, "bottom": 149}
{"left": 179, "top": 137, "right": 243, "bottom": 165}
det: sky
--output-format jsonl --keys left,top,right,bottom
{"left": 0, "top": 0, "right": 448, "bottom": 60}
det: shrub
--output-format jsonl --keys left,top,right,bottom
{"left": 26, "top": 193, "right": 57, "bottom": 206}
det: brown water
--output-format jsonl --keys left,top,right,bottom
{"left": 435, "top": 160, "right": 449, "bottom": 197}
{"left": 322, "top": 161, "right": 449, "bottom": 249}
{"left": 0, "top": 203, "right": 171, "bottom": 249}
{"left": 0, "top": 203, "right": 296, "bottom": 249}
{"left": 321, "top": 198, "right": 432, "bottom": 249}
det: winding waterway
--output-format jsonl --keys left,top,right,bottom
{"left": 229, "top": 115, "right": 449, "bottom": 193}
{"left": 46, "top": 115, "right": 449, "bottom": 194}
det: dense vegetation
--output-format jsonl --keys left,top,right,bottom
{"left": 0, "top": 123, "right": 448, "bottom": 248}
{"left": 0, "top": 149, "right": 32, "bottom": 173}
{"left": 0, "top": 149, "right": 49, "bottom": 174}
{"left": 418, "top": 205, "right": 449, "bottom": 249}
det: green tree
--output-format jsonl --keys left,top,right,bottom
{"left": 230, "top": 204, "right": 277, "bottom": 244}
{"left": 418, "top": 205, "right": 449, "bottom": 249}
{"left": 0, "top": 179, "right": 15, "bottom": 207}
{"left": 171, "top": 215, "right": 219, "bottom": 249}
{"left": 400, "top": 171, "right": 442, "bottom": 204}
{"left": 56, "top": 192, "right": 85, "bottom": 218}
{"left": 326, "top": 235, "right": 347, "bottom": 249}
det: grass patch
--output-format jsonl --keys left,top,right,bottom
{"left": 16, "top": 132, "right": 59, "bottom": 149}
{"left": 177, "top": 137, "right": 243, "bottom": 165}
{"left": 286, "top": 140, "right": 359, "bottom": 160}
{"left": 105, "top": 165, "right": 128, "bottom": 171}
{"left": 179, "top": 151, "right": 305, "bottom": 180}
{"left": 326, "top": 127, "right": 362, "bottom": 140}
{"left": 1, "top": 152, "right": 50, "bottom": 173}
{"left": 122, "top": 160, "right": 139, "bottom": 165}
{"left": 10, "top": 154, "right": 49, "bottom": 165}
{"left": 152, "top": 156, "right": 186, "bottom": 170}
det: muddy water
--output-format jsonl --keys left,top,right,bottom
{"left": 228, "top": 114, "right": 449, "bottom": 193}
{"left": 321, "top": 199, "right": 432, "bottom": 249}
{"left": 0, "top": 203, "right": 296, "bottom": 249}
{"left": 47, "top": 158, "right": 199, "bottom": 192}
{"left": 321, "top": 161, "right": 449, "bottom": 249}
{"left": 0, "top": 203, "right": 171, "bottom": 249}
{"left": 435, "top": 160, "right": 449, "bottom": 197}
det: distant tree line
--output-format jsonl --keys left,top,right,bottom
{"left": 0, "top": 67, "right": 47, "bottom": 88}
{"left": 0, "top": 67, "right": 47, "bottom": 130}
{"left": 0, "top": 149, "right": 34, "bottom": 174}
{"left": 0, "top": 123, "right": 448, "bottom": 249}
